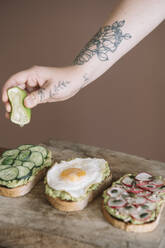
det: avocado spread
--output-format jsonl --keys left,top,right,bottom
{"left": 45, "top": 161, "right": 110, "bottom": 202}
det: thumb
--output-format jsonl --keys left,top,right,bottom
{"left": 24, "top": 88, "right": 47, "bottom": 108}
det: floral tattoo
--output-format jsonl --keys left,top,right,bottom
{"left": 38, "top": 81, "right": 70, "bottom": 102}
{"left": 49, "top": 80, "right": 70, "bottom": 98}
{"left": 74, "top": 20, "right": 132, "bottom": 65}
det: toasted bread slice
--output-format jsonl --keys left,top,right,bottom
{"left": 0, "top": 167, "right": 47, "bottom": 197}
{"left": 0, "top": 145, "right": 52, "bottom": 197}
{"left": 46, "top": 173, "right": 112, "bottom": 211}
{"left": 102, "top": 201, "right": 164, "bottom": 232}
{"left": 102, "top": 173, "right": 165, "bottom": 232}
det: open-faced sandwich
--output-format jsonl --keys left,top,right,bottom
{"left": 0, "top": 145, "right": 52, "bottom": 197}
{"left": 102, "top": 172, "right": 165, "bottom": 232}
{"left": 45, "top": 157, "right": 112, "bottom": 211}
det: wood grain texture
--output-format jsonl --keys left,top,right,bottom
{"left": 0, "top": 140, "right": 165, "bottom": 248}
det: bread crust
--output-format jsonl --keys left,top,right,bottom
{"left": 46, "top": 173, "right": 112, "bottom": 211}
{"left": 0, "top": 167, "right": 47, "bottom": 197}
{"left": 102, "top": 201, "right": 164, "bottom": 232}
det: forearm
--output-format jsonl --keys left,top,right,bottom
{"left": 73, "top": 0, "right": 165, "bottom": 87}
{"left": 2, "top": 0, "right": 165, "bottom": 111}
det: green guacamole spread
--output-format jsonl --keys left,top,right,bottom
{"left": 45, "top": 161, "right": 110, "bottom": 202}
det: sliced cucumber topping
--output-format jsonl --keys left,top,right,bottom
{"left": 12, "top": 160, "right": 23, "bottom": 167}
{"left": 2, "top": 149, "right": 20, "bottom": 159}
{"left": 0, "top": 158, "right": 5, "bottom": 164}
{"left": 23, "top": 161, "right": 35, "bottom": 170}
{"left": 16, "top": 166, "right": 31, "bottom": 179}
{"left": 0, "top": 165, "right": 11, "bottom": 171}
{"left": 18, "top": 144, "right": 34, "bottom": 151}
{"left": 0, "top": 167, "right": 18, "bottom": 181}
{"left": 29, "top": 146, "right": 48, "bottom": 158}
{"left": 18, "top": 150, "right": 31, "bottom": 161}
{"left": 0, "top": 145, "right": 50, "bottom": 184}
{"left": 8, "top": 87, "right": 31, "bottom": 127}
{"left": 0, "top": 157, "right": 14, "bottom": 165}
{"left": 29, "top": 151, "right": 43, "bottom": 167}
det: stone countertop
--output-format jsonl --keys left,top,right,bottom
{"left": 0, "top": 139, "right": 165, "bottom": 248}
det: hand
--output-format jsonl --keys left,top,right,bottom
{"left": 2, "top": 65, "right": 83, "bottom": 119}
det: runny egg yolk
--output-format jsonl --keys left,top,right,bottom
{"left": 60, "top": 168, "right": 86, "bottom": 182}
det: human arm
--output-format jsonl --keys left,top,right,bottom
{"left": 2, "top": 0, "right": 165, "bottom": 117}
{"left": 73, "top": 0, "right": 165, "bottom": 86}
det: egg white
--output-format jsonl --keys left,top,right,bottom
{"left": 47, "top": 158, "right": 108, "bottom": 198}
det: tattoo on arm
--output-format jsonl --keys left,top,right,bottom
{"left": 38, "top": 81, "right": 70, "bottom": 102}
{"left": 81, "top": 73, "right": 89, "bottom": 88}
{"left": 49, "top": 80, "right": 70, "bottom": 98}
{"left": 38, "top": 88, "right": 46, "bottom": 102}
{"left": 73, "top": 20, "right": 131, "bottom": 65}
{"left": 83, "top": 73, "right": 89, "bottom": 83}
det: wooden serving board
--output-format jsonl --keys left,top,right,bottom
{"left": 0, "top": 139, "right": 165, "bottom": 248}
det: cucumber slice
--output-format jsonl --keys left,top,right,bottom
{"left": 29, "top": 151, "right": 43, "bottom": 167}
{"left": 0, "top": 158, "right": 5, "bottom": 164}
{"left": 23, "top": 161, "right": 35, "bottom": 170}
{"left": 0, "top": 157, "right": 14, "bottom": 165}
{"left": 12, "top": 160, "right": 23, "bottom": 167}
{"left": 8, "top": 87, "right": 31, "bottom": 127}
{"left": 18, "top": 150, "right": 31, "bottom": 161}
{"left": 30, "top": 146, "right": 48, "bottom": 158}
{"left": 2, "top": 149, "right": 20, "bottom": 159}
{"left": 0, "top": 167, "right": 18, "bottom": 181}
{"left": 0, "top": 165, "right": 11, "bottom": 171}
{"left": 16, "top": 166, "right": 31, "bottom": 179}
{"left": 18, "top": 144, "right": 34, "bottom": 151}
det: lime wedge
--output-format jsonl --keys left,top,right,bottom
{"left": 8, "top": 87, "right": 31, "bottom": 127}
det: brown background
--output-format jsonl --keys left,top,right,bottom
{"left": 0, "top": 0, "right": 165, "bottom": 161}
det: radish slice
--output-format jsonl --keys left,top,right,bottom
{"left": 150, "top": 178, "right": 164, "bottom": 187}
{"left": 136, "top": 181, "right": 149, "bottom": 187}
{"left": 132, "top": 197, "right": 146, "bottom": 206}
{"left": 135, "top": 172, "right": 152, "bottom": 182}
{"left": 108, "top": 198, "right": 126, "bottom": 208}
{"left": 119, "top": 205, "right": 136, "bottom": 216}
{"left": 138, "top": 183, "right": 157, "bottom": 192}
{"left": 146, "top": 193, "right": 161, "bottom": 202}
{"left": 131, "top": 210, "right": 152, "bottom": 222}
{"left": 107, "top": 187, "right": 126, "bottom": 198}
{"left": 122, "top": 176, "right": 134, "bottom": 187}
{"left": 139, "top": 202, "right": 156, "bottom": 211}
{"left": 126, "top": 196, "right": 146, "bottom": 206}
{"left": 124, "top": 197, "right": 134, "bottom": 204}
{"left": 121, "top": 190, "right": 130, "bottom": 198}
{"left": 137, "top": 190, "right": 151, "bottom": 197}
{"left": 126, "top": 186, "right": 143, "bottom": 194}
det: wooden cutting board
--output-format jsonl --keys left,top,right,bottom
{"left": 0, "top": 139, "right": 165, "bottom": 248}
